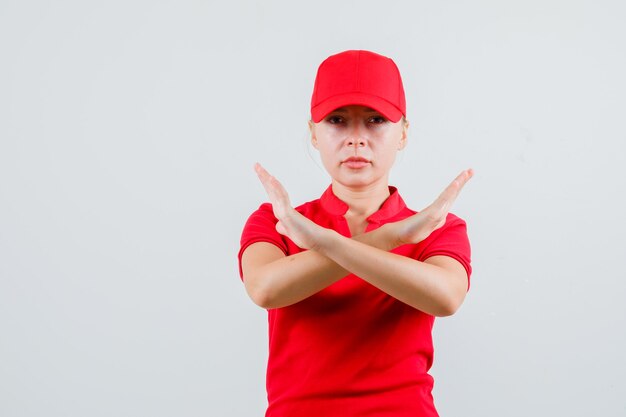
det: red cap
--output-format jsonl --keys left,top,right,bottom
{"left": 310, "top": 50, "right": 406, "bottom": 123}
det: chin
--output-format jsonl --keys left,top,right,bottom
{"left": 334, "top": 175, "right": 382, "bottom": 189}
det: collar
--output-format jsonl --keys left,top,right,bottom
{"left": 319, "top": 185, "right": 407, "bottom": 223}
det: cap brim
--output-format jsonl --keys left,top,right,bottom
{"left": 311, "top": 92, "right": 403, "bottom": 123}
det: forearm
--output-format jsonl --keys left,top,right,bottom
{"left": 247, "top": 164, "right": 473, "bottom": 313}
{"left": 245, "top": 224, "right": 398, "bottom": 309}
{"left": 316, "top": 228, "right": 463, "bottom": 316}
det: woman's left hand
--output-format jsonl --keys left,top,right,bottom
{"left": 254, "top": 163, "right": 329, "bottom": 250}
{"left": 393, "top": 169, "right": 473, "bottom": 246}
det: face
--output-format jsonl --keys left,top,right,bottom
{"left": 309, "top": 105, "right": 408, "bottom": 190}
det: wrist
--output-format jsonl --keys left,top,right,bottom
{"left": 353, "top": 223, "right": 401, "bottom": 251}
{"left": 311, "top": 227, "right": 340, "bottom": 255}
{"left": 379, "top": 222, "right": 403, "bottom": 250}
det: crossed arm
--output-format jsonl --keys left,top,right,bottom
{"left": 241, "top": 164, "right": 473, "bottom": 316}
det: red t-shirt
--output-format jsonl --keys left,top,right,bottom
{"left": 238, "top": 185, "right": 472, "bottom": 417}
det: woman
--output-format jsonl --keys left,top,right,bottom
{"left": 238, "top": 50, "right": 473, "bottom": 417}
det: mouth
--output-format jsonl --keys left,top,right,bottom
{"left": 342, "top": 156, "right": 371, "bottom": 169}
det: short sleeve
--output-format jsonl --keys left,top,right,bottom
{"left": 237, "top": 203, "right": 289, "bottom": 281}
{"left": 419, "top": 213, "right": 472, "bottom": 290}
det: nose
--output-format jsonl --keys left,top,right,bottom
{"left": 344, "top": 125, "right": 367, "bottom": 148}
{"left": 346, "top": 138, "right": 365, "bottom": 148}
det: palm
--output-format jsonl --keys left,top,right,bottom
{"left": 254, "top": 163, "right": 322, "bottom": 250}
{"left": 398, "top": 169, "right": 474, "bottom": 245}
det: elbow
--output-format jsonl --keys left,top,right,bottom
{"left": 434, "top": 303, "right": 459, "bottom": 317}
{"left": 244, "top": 277, "right": 278, "bottom": 309}
{"left": 250, "top": 293, "right": 276, "bottom": 310}
{"left": 432, "top": 294, "right": 465, "bottom": 317}
{"left": 245, "top": 283, "right": 271, "bottom": 309}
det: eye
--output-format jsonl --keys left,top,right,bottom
{"left": 368, "top": 116, "right": 387, "bottom": 124}
{"left": 326, "top": 115, "right": 345, "bottom": 124}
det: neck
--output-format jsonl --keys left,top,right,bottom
{"left": 331, "top": 180, "right": 391, "bottom": 218}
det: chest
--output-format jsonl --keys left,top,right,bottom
{"left": 345, "top": 216, "right": 369, "bottom": 236}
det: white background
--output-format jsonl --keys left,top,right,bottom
{"left": 1, "top": 1, "right": 625, "bottom": 416}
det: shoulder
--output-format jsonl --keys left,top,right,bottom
{"left": 443, "top": 212, "right": 467, "bottom": 228}
{"left": 241, "top": 203, "right": 278, "bottom": 232}
{"left": 252, "top": 195, "right": 323, "bottom": 217}
{"left": 243, "top": 196, "right": 323, "bottom": 229}
{"left": 417, "top": 211, "right": 472, "bottom": 280}
{"left": 424, "top": 212, "right": 469, "bottom": 242}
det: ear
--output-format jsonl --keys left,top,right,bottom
{"left": 308, "top": 120, "right": 318, "bottom": 149}
{"left": 398, "top": 118, "right": 409, "bottom": 150}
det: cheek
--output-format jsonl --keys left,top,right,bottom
{"left": 372, "top": 143, "right": 400, "bottom": 166}
{"left": 315, "top": 136, "right": 343, "bottom": 155}
{"left": 317, "top": 125, "right": 348, "bottom": 143}
{"left": 316, "top": 144, "right": 338, "bottom": 166}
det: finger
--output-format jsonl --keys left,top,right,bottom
{"left": 447, "top": 168, "right": 474, "bottom": 193}
{"left": 254, "top": 163, "right": 272, "bottom": 191}
{"left": 441, "top": 168, "right": 473, "bottom": 199}
{"left": 430, "top": 169, "right": 474, "bottom": 214}
{"left": 254, "top": 163, "right": 292, "bottom": 209}
{"left": 255, "top": 163, "right": 280, "bottom": 199}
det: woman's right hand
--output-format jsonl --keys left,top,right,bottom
{"left": 393, "top": 169, "right": 474, "bottom": 246}
{"left": 254, "top": 163, "right": 331, "bottom": 251}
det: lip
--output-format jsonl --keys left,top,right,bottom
{"left": 342, "top": 156, "right": 371, "bottom": 169}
